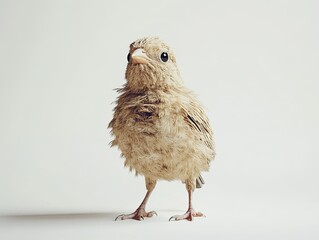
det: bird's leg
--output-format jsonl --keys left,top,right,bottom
{"left": 169, "top": 179, "right": 205, "bottom": 221}
{"left": 115, "top": 178, "right": 157, "bottom": 221}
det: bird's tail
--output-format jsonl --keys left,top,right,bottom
{"left": 196, "top": 174, "right": 205, "bottom": 188}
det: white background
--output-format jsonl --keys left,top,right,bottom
{"left": 1, "top": 0, "right": 318, "bottom": 239}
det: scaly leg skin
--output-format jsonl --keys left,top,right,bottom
{"left": 169, "top": 180, "right": 205, "bottom": 221}
{"left": 115, "top": 178, "right": 157, "bottom": 221}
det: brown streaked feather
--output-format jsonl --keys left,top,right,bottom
{"left": 183, "top": 105, "right": 214, "bottom": 152}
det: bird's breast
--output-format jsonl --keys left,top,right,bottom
{"left": 111, "top": 90, "right": 211, "bottom": 180}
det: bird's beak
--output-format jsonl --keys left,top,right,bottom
{"left": 131, "top": 48, "right": 149, "bottom": 64}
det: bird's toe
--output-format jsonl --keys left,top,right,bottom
{"left": 169, "top": 209, "right": 205, "bottom": 221}
{"left": 115, "top": 209, "right": 157, "bottom": 221}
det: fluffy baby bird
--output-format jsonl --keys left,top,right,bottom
{"left": 109, "top": 37, "right": 215, "bottom": 221}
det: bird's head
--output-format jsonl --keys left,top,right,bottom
{"left": 125, "top": 37, "right": 182, "bottom": 91}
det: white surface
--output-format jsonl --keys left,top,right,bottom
{"left": 1, "top": 0, "right": 319, "bottom": 239}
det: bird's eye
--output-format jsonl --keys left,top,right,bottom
{"left": 160, "top": 52, "right": 169, "bottom": 62}
{"left": 127, "top": 53, "right": 131, "bottom": 62}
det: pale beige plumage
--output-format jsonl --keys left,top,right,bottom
{"left": 109, "top": 37, "right": 215, "bottom": 221}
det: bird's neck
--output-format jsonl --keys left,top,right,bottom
{"left": 126, "top": 73, "right": 183, "bottom": 92}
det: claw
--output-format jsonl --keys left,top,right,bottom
{"left": 115, "top": 214, "right": 124, "bottom": 221}
{"left": 146, "top": 211, "right": 157, "bottom": 217}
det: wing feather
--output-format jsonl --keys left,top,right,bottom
{"left": 183, "top": 103, "right": 214, "bottom": 151}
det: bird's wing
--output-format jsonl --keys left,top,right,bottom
{"left": 182, "top": 101, "right": 215, "bottom": 188}
{"left": 182, "top": 102, "right": 214, "bottom": 151}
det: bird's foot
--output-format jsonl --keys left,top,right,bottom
{"left": 169, "top": 208, "right": 205, "bottom": 221}
{"left": 115, "top": 208, "right": 157, "bottom": 221}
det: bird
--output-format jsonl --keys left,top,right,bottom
{"left": 108, "top": 36, "right": 215, "bottom": 221}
